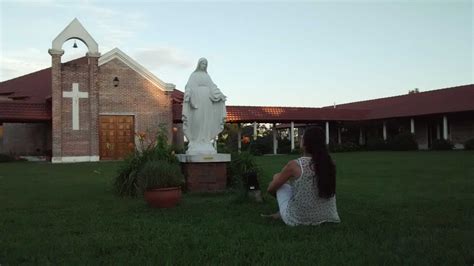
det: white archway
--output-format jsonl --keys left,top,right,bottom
{"left": 50, "top": 18, "right": 99, "bottom": 56}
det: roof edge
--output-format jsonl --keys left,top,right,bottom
{"left": 324, "top": 83, "right": 474, "bottom": 109}
{"left": 98, "top": 48, "right": 175, "bottom": 92}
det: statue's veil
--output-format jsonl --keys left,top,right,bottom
{"left": 194, "top": 58, "right": 208, "bottom": 73}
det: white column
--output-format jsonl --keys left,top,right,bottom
{"left": 383, "top": 121, "right": 387, "bottom": 141}
{"left": 273, "top": 123, "right": 277, "bottom": 154}
{"left": 410, "top": 118, "right": 415, "bottom": 134}
{"left": 290, "top": 121, "right": 295, "bottom": 151}
{"left": 325, "top": 121, "right": 329, "bottom": 144}
{"left": 443, "top": 115, "right": 448, "bottom": 140}
{"left": 337, "top": 126, "right": 341, "bottom": 144}
{"left": 253, "top": 122, "right": 257, "bottom": 140}
{"left": 237, "top": 123, "right": 242, "bottom": 152}
{"left": 359, "top": 127, "right": 364, "bottom": 145}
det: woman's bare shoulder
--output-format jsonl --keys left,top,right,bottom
{"left": 286, "top": 159, "right": 301, "bottom": 178}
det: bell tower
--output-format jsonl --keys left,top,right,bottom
{"left": 48, "top": 18, "right": 100, "bottom": 163}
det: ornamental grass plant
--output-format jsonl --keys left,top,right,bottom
{"left": 137, "top": 160, "right": 184, "bottom": 194}
{"left": 114, "top": 125, "right": 180, "bottom": 197}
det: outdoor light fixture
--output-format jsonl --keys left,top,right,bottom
{"left": 73, "top": 40, "right": 78, "bottom": 48}
{"left": 113, "top": 77, "right": 119, "bottom": 87}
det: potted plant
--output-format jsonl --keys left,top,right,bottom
{"left": 138, "top": 160, "right": 185, "bottom": 208}
{"left": 114, "top": 124, "right": 181, "bottom": 198}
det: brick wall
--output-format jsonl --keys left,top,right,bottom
{"left": 60, "top": 60, "right": 94, "bottom": 156}
{"left": 53, "top": 56, "right": 99, "bottom": 158}
{"left": 98, "top": 58, "right": 173, "bottom": 146}
{"left": 1, "top": 123, "right": 50, "bottom": 155}
{"left": 181, "top": 162, "right": 227, "bottom": 192}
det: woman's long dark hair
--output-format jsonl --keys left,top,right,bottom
{"left": 303, "top": 126, "right": 336, "bottom": 198}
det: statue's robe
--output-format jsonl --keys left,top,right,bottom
{"left": 182, "top": 70, "right": 226, "bottom": 154}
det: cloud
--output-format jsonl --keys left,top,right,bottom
{"left": 26, "top": 1, "right": 148, "bottom": 50}
{"left": 0, "top": 49, "right": 50, "bottom": 81}
{"left": 1, "top": 1, "right": 149, "bottom": 80}
{"left": 134, "top": 47, "right": 194, "bottom": 70}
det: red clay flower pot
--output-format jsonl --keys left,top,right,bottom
{"left": 144, "top": 187, "right": 182, "bottom": 208}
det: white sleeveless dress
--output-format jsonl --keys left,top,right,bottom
{"left": 278, "top": 157, "right": 341, "bottom": 226}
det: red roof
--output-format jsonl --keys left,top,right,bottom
{"left": 0, "top": 68, "right": 52, "bottom": 103}
{"left": 172, "top": 90, "right": 370, "bottom": 123}
{"left": 2, "top": 60, "right": 473, "bottom": 123}
{"left": 324, "top": 84, "right": 474, "bottom": 119}
{"left": 0, "top": 57, "right": 88, "bottom": 104}
{"left": 0, "top": 57, "right": 89, "bottom": 122}
{"left": 171, "top": 85, "right": 474, "bottom": 123}
{"left": 0, "top": 102, "right": 51, "bottom": 122}
{"left": 225, "top": 106, "right": 368, "bottom": 123}
{"left": 172, "top": 89, "right": 184, "bottom": 104}
{"left": 173, "top": 103, "right": 368, "bottom": 123}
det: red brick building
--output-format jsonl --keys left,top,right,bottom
{"left": 0, "top": 19, "right": 174, "bottom": 162}
{"left": 1, "top": 19, "right": 473, "bottom": 162}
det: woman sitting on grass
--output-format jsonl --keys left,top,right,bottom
{"left": 265, "top": 126, "right": 341, "bottom": 226}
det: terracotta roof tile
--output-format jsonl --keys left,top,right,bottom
{"left": 0, "top": 102, "right": 51, "bottom": 122}
{"left": 0, "top": 57, "right": 88, "bottom": 104}
{"left": 173, "top": 104, "right": 369, "bottom": 123}
{"left": 324, "top": 84, "right": 474, "bottom": 119}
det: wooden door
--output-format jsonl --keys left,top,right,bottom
{"left": 99, "top": 115, "right": 135, "bottom": 160}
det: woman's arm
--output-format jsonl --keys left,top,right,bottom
{"left": 267, "top": 160, "right": 299, "bottom": 196}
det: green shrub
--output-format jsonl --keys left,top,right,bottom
{"left": 290, "top": 147, "right": 303, "bottom": 155}
{"left": 366, "top": 138, "right": 388, "bottom": 151}
{"left": 329, "top": 142, "right": 361, "bottom": 153}
{"left": 388, "top": 133, "right": 418, "bottom": 151}
{"left": 114, "top": 125, "right": 179, "bottom": 197}
{"left": 217, "top": 142, "right": 230, "bottom": 153}
{"left": 171, "top": 144, "right": 185, "bottom": 155}
{"left": 0, "top": 153, "right": 15, "bottom": 163}
{"left": 249, "top": 140, "right": 270, "bottom": 156}
{"left": 432, "top": 139, "right": 453, "bottom": 150}
{"left": 276, "top": 138, "right": 291, "bottom": 154}
{"left": 228, "top": 151, "right": 262, "bottom": 189}
{"left": 137, "top": 160, "right": 184, "bottom": 193}
{"left": 464, "top": 138, "right": 474, "bottom": 150}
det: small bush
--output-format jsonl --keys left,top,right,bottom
{"left": 464, "top": 138, "right": 474, "bottom": 150}
{"left": 249, "top": 141, "right": 268, "bottom": 156}
{"left": 366, "top": 138, "right": 388, "bottom": 151}
{"left": 0, "top": 153, "right": 15, "bottom": 163}
{"left": 228, "top": 151, "right": 262, "bottom": 190}
{"left": 217, "top": 142, "right": 230, "bottom": 153}
{"left": 137, "top": 160, "right": 184, "bottom": 193}
{"left": 432, "top": 139, "right": 453, "bottom": 150}
{"left": 388, "top": 133, "right": 418, "bottom": 151}
{"left": 290, "top": 147, "right": 303, "bottom": 155}
{"left": 277, "top": 138, "right": 291, "bottom": 154}
{"left": 329, "top": 142, "right": 361, "bottom": 153}
{"left": 114, "top": 125, "right": 179, "bottom": 197}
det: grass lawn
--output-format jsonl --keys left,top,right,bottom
{"left": 1, "top": 152, "right": 473, "bottom": 265}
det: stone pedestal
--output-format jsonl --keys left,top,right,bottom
{"left": 177, "top": 154, "right": 231, "bottom": 193}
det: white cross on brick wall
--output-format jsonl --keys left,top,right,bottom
{"left": 63, "top": 83, "right": 88, "bottom": 130}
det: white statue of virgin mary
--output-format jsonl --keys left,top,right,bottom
{"left": 182, "top": 58, "right": 227, "bottom": 155}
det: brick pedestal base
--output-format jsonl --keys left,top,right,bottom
{"left": 181, "top": 162, "right": 228, "bottom": 193}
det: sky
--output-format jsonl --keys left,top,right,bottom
{"left": 0, "top": 0, "right": 472, "bottom": 107}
